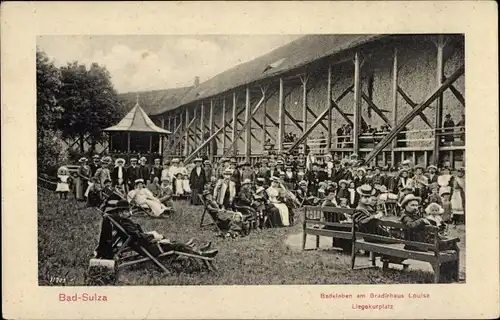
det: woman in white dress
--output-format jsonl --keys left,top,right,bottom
{"left": 265, "top": 177, "right": 290, "bottom": 227}
{"left": 450, "top": 168, "right": 465, "bottom": 223}
{"left": 127, "top": 179, "right": 168, "bottom": 217}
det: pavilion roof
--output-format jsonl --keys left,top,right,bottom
{"left": 103, "top": 101, "right": 171, "bottom": 134}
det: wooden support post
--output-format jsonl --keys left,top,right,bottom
{"left": 278, "top": 77, "right": 285, "bottom": 153}
{"left": 261, "top": 100, "right": 267, "bottom": 151}
{"left": 184, "top": 107, "right": 189, "bottom": 156}
{"left": 232, "top": 92, "right": 237, "bottom": 155}
{"left": 301, "top": 75, "right": 308, "bottom": 152}
{"left": 222, "top": 89, "right": 267, "bottom": 158}
{"left": 364, "top": 64, "right": 464, "bottom": 163}
{"left": 209, "top": 100, "right": 214, "bottom": 159}
{"left": 222, "top": 98, "right": 226, "bottom": 154}
{"left": 391, "top": 47, "right": 398, "bottom": 167}
{"left": 433, "top": 35, "right": 445, "bottom": 166}
{"left": 412, "top": 151, "right": 416, "bottom": 165}
{"left": 245, "top": 86, "right": 251, "bottom": 161}
{"left": 424, "top": 151, "right": 428, "bottom": 168}
{"left": 353, "top": 52, "right": 362, "bottom": 155}
{"left": 327, "top": 65, "right": 333, "bottom": 151}
{"left": 127, "top": 133, "right": 131, "bottom": 153}
{"left": 200, "top": 103, "right": 204, "bottom": 147}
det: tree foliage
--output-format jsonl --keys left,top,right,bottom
{"left": 58, "top": 61, "right": 121, "bottom": 152}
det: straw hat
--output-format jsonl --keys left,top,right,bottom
{"left": 171, "top": 158, "right": 180, "bottom": 163}
{"left": 223, "top": 168, "right": 233, "bottom": 175}
{"left": 78, "top": 157, "right": 87, "bottom": 163}
{"left": 134, "top": 178, "right": 145, "bottom": 185}
{"left": 427, "top": 164, "right": 438, "bottom": 171}
{"left": 270, "top": 176, "right": 280, "bottom": 182}
{"left": 204, "top": 160, "right": 211, "bottom": 165}
{"left": 92, "top": 155, "right": 100, "bottom": 159}
{"left": 339, "top": 179, "right": 349, "bottom": 186}
{"left": 400, "top": 194, "right": 422, "bottom": 208}
{"left": 202, "top": 190, "right": 212, "bottom": 196}
{"left": 401, "top": 159, "right": 412, "bottom": 166}
{"left": 193, "top": 158, "right": 203, "bottom": 163}
{"left": 356, "top": 184, "right": 375, "bottom": 197}
{"left": 130, "top": 157, "right": 138, "bottom": 162}
{"left": 220, "top": 157, "right": 229, "bottom": 163}
{"left": 115, "top": 158, "right": 125, "bottom": 166}
{"left": 356, "top": 167, "right": 366, "bottom": 175}
{"left": 255, "top": 186, "right": 265, "bottom": 194}
{"left": 298, "top": 180, "right": 308, "bottom": 186}
{"left": 241, "top": 179, "right": 252, "bottom": 186}
{"left": 139, "top": 157, "right": 147, "bottom": 162}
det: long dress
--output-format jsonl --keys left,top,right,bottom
{"left": 266, "top": 186, "right": 290, "bottom": 226}
{"left": 76, "top": 165, "right": 90, "bottom": 200}
{"left": 450, "top": 177, "right": 465, "bottom": 220}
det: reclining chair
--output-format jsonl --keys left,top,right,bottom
{"left": 94, "top": 200, "right": 218, "bottom": 275}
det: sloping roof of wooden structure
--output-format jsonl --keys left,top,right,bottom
{"left": 177, "top": 34, "right": 385, "bottom": 107}
{"left": 104, "top": 102, "right": 171, "bottom": 133}
{"left": 118, "top": 86, "right": 193, "bottom": 116}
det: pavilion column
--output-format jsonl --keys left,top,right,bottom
{"left": 209, "top": 99, "right": 214, "bottom": 159}
{"left": 301, "top": 74, "right": 308, "bottom": 153}
{"left": 326, "top": 65, "right": 333, "bottom": 152}
{"left": 433, "top": 35, "right": 445, "bottom": 166}
{"left": 278, "top": 77, "right": 285, "bottom": 153}
{"left": 232, "top": 92, "right": 237, "bottom": 155}
{"left": 222, "top": 98, "right": 226, "bottom": 154}
{"left": 245, "top": 86, "right": 251, "bottom": 161}
{"left": 353, "top": 52, "right": 362, "bottom": 155}
{"left": 184, "top": 107, "right": 189, "bottom": 157}
{"left": 391, "top": 47, "right": 399, "bottom": 167}
{"left": 127, "top": 132, "right": 130, "bottom": 153}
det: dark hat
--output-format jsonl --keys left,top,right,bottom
{"left": 333, "top": 159, "right": 341, "bottom": 165}
{"left": 204, "top": 160, "right": 211, "bottom": 165}
{"left": 103, "top": 179, "right": 112, "bottom": 184}
{"left": 254, "top": 162, "right": 261, "bottom": 167}
{"left": 163, "top": 160, "right": 171, "bottom": 165}
{"left": 104, "top": 200, "right": 130, "bottom": 213}
{"left": 356, "top": 184, "right": 375, "bottom": 197}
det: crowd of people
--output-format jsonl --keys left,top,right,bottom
{"left": 56, "top": 150, "right": 466, "bottom": 230}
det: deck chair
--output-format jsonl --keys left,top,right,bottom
{"left": 198, "top": 194, "right": 221, "bottom": 231}
{"left": 101, "top": 211, "right": 217, "bottom": 273}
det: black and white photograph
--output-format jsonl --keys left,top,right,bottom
{"left": 36, "top": 33, "right": 466, "bottom": 286}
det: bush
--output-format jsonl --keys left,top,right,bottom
{"left": 37, "top": 130, "right": 69, "bottom": 176}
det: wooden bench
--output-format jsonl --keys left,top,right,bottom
{"left": 302, "top": 206, "right": 354, "bottom": 252}
{"left": 350, "top": 217, "right": 460, "bottom": 283}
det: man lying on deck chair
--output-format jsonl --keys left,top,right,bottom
{"left": 95, "top": 200, "right": 218, "bottom": 260}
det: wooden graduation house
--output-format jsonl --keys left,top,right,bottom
{"left": 127, "top": 34, "right": 465, "bottom": 168}
{"left": 103, "top": 100, "right": 171, "bottom": 163}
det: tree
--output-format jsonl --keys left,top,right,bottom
{"left": 36, "top": 49, "right": 63, "bottom": 140}
{"left": 36, "top": 49, "right": 67, "bottom": 173}
{"left": 58, "top": 62, "right": 121, "bottom": 153}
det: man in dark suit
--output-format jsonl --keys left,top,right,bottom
{"left": 138, "top": 157, "right": 150, "bottom": 184}
{"left": 126, "top": 158, "right": 140, "bottom": 192}
{"left": 90, "top": 155, "right": 101, "bottom": 177}
{"left": 150, "top": 158, "right": 162, "bottom": 182}
{"left": 189, "top": 158, "right": 206, "bottom": 205}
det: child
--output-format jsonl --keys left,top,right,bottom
{"left": 440, "top": 187, "right": 453, "bottom": 224}
{"left": 56, "top": 166, "right": 70, "bottom": 199}
{"left": 183, "top": 173, "right": 192, "bottom": 195}
{"left": 424, "top": 202, "right": 447, "bottom": 235}
{"left": 317, "top": 182, "right": 327, "bottom": 200}
{"left": 338, "top": 197, "right": 349, "bottom": 209}
{"left": 426, "top": 182, "right": 443, "bottom": 206}
{"left": 174, "top": 172, "right": 185, "bottom": 197}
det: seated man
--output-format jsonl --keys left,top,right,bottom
{"left": 235, "top": 179, "right": 258, "bottom": 219}
{"left": 157, "top": 177, "right": 174, "bottom": 211}
{"left": 95, "top": 200, "right": 217, "bottom": 260}
{"left": 127, "top": 179, "right": 169, "bottom": 217}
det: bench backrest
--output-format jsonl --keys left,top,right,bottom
{"left": 352, "top": 218, "right": 440, "bottom": 252}
{"left": 303, "top": 206, "right": 354, "bottom": 229}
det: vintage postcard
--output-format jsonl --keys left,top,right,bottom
{"left": 2, "top": 1, "right": 499, "bottom": 319}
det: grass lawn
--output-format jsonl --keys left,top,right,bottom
{"left": 38, "top": 188, "right": 460, "bottom": 286}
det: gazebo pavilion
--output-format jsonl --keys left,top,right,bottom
{"left": 103, "top": 99, "right": 171, "bottom": 163}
